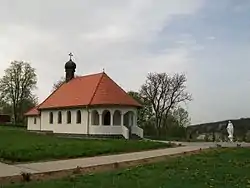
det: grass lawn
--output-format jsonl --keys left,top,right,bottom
{"left": 0, "top": 126, "right": 170, "bottom": 163}
{"left": 4, "top": 148, "right": 250, "bottom": 188}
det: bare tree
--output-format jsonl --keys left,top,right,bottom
{"left": 0, "top": 61, "right": 37, "bottom": 123}
{"left": 140, "top": 72, "right": 192, "bottom": 136}
{"left": 52, "top": 76, "right": 65, "bottom": 91}
{"left": 127, "top": 91, "right": 153, "bottom": 126}
{"left": 52, "top": 75, "right": 80, "bottom": 91}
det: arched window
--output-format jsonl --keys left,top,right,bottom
{"left": 67, "top": 111, "right": 71, "bottom": 124}
{"left": 91, "top": 110, "right": 99, "bottom": 125}
{"left": 49, "top": 112, "right": 53, "bottom": 124}
{"left": 123, "top": 111, "right": 134, "bottom": 127}
{"left": 58, "top": 111, "right": 62, "bottom": 124}
{"left": 113, "top": 110, "right": 121, "bottom": 125}
{"left": 102, "top": 110, "right": 111, "bottom": 125}
{"left": 76, "top": 110, "right": 81, "bottom": 124}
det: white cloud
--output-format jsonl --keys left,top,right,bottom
{"left": 206, "top": 36, "right": 216, "bottom": 40}
{"left": 0, "top": 0, "right": 205, "bottom": 122}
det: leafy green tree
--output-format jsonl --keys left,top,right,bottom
{"left": 0, "top": 61, "right": 37, "bottom": 123}
{"left": 172, "top": 106, "right": 191, "bottom": 127}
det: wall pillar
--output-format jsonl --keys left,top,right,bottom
{"left": 110, "top": 111, "right": 114, "bottom": 126}
{"left": 128, "top": 113, "right": 133, "bottom": 127}
{"left": 99, "top": 113, "right": 102, "bottom": 126}
{"left": 133, "top": 112, "right": 137, "bottom": 126}
{"left": 121, "top": 113, "right": 124, "bottom": 126}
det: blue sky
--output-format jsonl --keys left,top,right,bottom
{"left": 197, "top": 0, "right": 250, "bottom": 123}
{"left": 0, "top": 0, "right": 249, "bottom": 124}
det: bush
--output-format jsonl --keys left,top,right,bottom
{"left": 245, "top": 131, "right": 250, "bottom": 142}
{"left": 21, "top": 172, "right": 31, "bottom": 182}
{"left": 0, "top": 123, "right": 26, "bottom": 128}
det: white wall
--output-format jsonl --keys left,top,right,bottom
{"left": 40, "top": 110, "right": 53, "bottom": 131}
{"left": 36, "top": 106, "right": 142, "bottom": 138}
{"left": 122, "top": 125, "right": 129, "bottom": 139}
{"left": 40, "top": 108, "right": 89, "bottom": 134}
{"left": 27, "top": 116, "right": 41, "bottom": 131}
{"left": 89, "top": 125, "right": 122, "bottom": 135}
{"left": 131, "top": 126, "right": 144, "bottom": 138}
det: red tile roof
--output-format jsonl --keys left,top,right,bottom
{"left": 24, "top": 106, "right": 40, "bottom": 116}
{"left": 37, "top": 72, "right": 141, "bottom": 110}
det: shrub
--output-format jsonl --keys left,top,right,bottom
{"left": 21, "top": 172, "right": 31, "bottom": 182}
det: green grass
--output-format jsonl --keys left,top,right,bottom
{"left": 0, "top": 126, "right": 170, "bottom": 163}
{"left": 5, "top": 148, "right": 250, "bottom": 188}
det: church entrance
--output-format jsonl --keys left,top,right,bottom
{"left": 102, "top": 110, "right": 111, "bottom": 125}
{"left": 124, "top": 111, "right": 135, "bottom": 137}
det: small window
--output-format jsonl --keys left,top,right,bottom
{"left": 67, "top": 111, "right": 71, "bottom": 124}
{"left": 58, "top": 111, "right": 62, "bottom": 124}
{"left": 34, "top": 117, "right": 37, "bottom": 124}
{"left": 49, "top": 112, "right": 53, "bottom": 124}
{"left": 76, "top": 110, "right": 81, "bottom": 124}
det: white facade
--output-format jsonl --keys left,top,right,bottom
{"left": 27, "top": 106, "right": 143, "bottom": 139}
{"left": 27, "top": 116, "right": 41, "bottom": 131}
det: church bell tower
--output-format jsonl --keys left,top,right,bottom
{"left": 65, "top": 53, "right": 76, "bottom": 83}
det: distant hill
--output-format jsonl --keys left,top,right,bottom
{"left": 187, "top": 118, "right": 250, "bottom": 136}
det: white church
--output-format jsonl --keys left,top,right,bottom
{"left": 25, "top": 55, "right": 143, "bottom": 139}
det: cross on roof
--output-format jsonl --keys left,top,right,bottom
{"left": 69, "top": 52, "right": 73, "bottom": 60}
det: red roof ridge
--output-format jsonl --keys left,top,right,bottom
{"left": 103, "top": 73, "right": 132, "bottom": 98}
{"left": 88, "top": 72, "right": 105, "bottom": 105}
{"left": 104, "top": 73, "right": 142, "bottom": 107}
{"left": 31, "top": 71, "right": 141, "bottom": 111}
{"left": 37, "top": 72, "right": 103, "bottom": 110}
{"left": 89, "top": 72, "right": 142, "bottom": 107}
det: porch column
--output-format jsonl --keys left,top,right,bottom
{"left": 110, "top": 111, "right": 114, "bottom": 126}
{"left": 99, "top": 112, "right": 102, "bottom": 126}
{"left": 128, "top": 113, "right": 133, "bottom": 127}
{"left": 133, "top": 112, "right": 137, "bottom": 126}
{"left": 121, "top": 113, "right": 124, "bottom": 126}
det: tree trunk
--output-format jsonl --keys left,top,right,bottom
{"left": 13, "top": 107, "right": 17, "bottom": 124}
{"left": 155, "top": 118, "right": 160, "bottom": 137}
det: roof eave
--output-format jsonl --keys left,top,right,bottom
{"left": 38, "top": 103, "right": 142, "bottom": 110}
{"left": 38, "top": 104, "right": 88, "bottom": 110}
{"left": 25, "top": 114, "right": 40, "bottom": 117}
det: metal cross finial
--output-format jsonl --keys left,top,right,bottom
{"left": 102, "top": 68, "right": 105, "bottom": 72}
{"left": 69, "top": 52, "right": 73, "bottom": 60}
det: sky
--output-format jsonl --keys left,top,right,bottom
{"left": 0, "top": 0, "right": 250, "bottom": 124}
